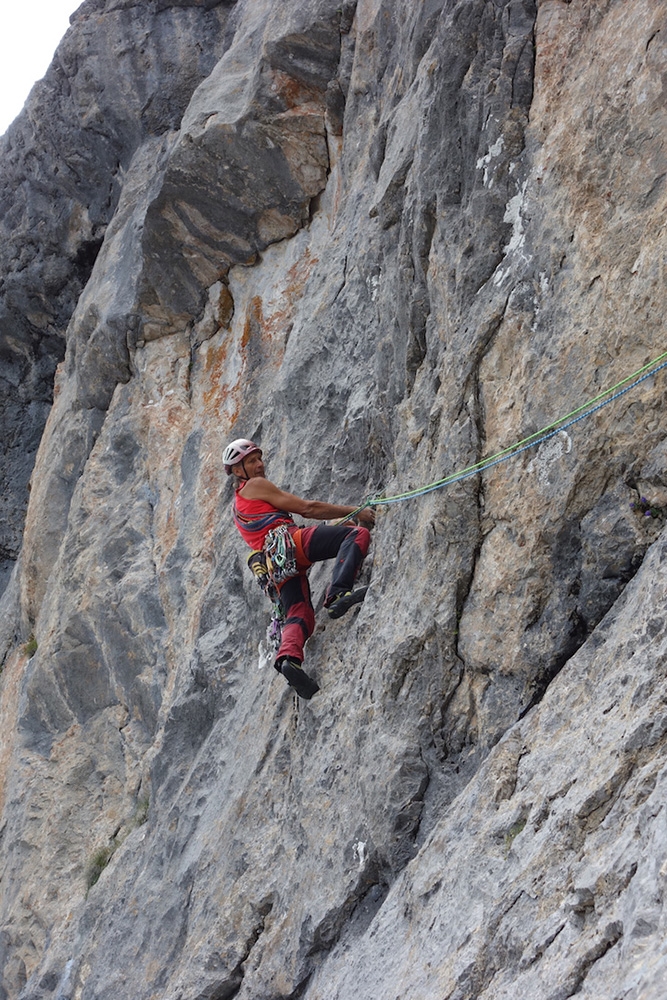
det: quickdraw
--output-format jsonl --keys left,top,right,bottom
{"left": 267, "top": 602, "right": 285, "bottom": 651}
{"left": 264, "top": 525, "right": 299, "bottom": 585}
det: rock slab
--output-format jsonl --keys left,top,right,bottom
{"left": 0, "top": 1, "right": 666, "bottom": 999}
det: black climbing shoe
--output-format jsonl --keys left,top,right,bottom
{"left": 279, "top": 659, "right": 320, "bottom": 700}
{"left": 326, "top": 586, "right": 369, "bottom": 620}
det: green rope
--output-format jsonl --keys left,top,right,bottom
{"left": 355, "top": 350, "right": 667, "bottom": 511}
{"left": 334, "top": 498, "right": 373, "bottom": 526}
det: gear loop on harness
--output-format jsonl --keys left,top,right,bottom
{"left": 264, "top": 524, "right": 299, "bottom": 585}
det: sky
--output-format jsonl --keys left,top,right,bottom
{"left": 0, "top": 1, "right": 81, "bottom": 136}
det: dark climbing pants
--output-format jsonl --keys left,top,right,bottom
{"left": 275, "top": 524, "right": 370, "bottom": 666}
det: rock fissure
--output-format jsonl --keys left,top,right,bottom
{"left": 208, "top": 902, "right": 276, "bottom": 1000}
{"left": 547, "top": 921, "right": 624, "bottom": 1000}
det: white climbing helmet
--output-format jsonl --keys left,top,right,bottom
{"left": 223, "top": 438, "right": 261, "bottom": 474}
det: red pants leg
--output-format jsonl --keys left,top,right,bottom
{"left": 275, "top": 573, "right": 315, "bottom": 665}
{"left": 300, "top": 524, "right": 371, "bottom": 604}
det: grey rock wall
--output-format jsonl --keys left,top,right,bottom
{"left": 0, "top": 0, "right": 666, "bottom": 998}
{"left": 0, "top": 0, "right": 235, "bottom": 594}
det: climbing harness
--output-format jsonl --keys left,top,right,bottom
{"left": 335, "top": 350, "right": 667, "bottom": 521}
{"left": 264, "top": 525, "right": 299, "bottom": 585}
{"left": 234, "top": 503, "right": 293, "bottom": 537}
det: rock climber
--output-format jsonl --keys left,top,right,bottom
{"left": 224, "top": 438, "right": 375, "bottom": 699}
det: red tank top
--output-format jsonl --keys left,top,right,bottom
{"left": 233, "top": 481, "right": 295, "bottom": 548}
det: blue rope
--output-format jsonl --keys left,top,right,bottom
{"left": 374, "top": 358, "right": 667, "bottom": 505}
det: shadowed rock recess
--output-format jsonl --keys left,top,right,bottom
{"left": 0, "top": 0, "right": 666, "bottom": 996}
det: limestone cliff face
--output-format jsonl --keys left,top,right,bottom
{"left": 0, "top": 0, "right": 235, "bottom": 594}
{"left": 0, "top": 1, "right": 666, "bottom": 998}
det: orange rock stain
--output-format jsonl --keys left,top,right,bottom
{"left": 272, "top": 70, "right": 322, "bottom": 112}
{"left": 262, "top": 249, "right": 320, "bottom": 343}
{"left": 200, "top": 248, "right": 319, "bottom": 436}
{"left": 202, "top": 331, "right": 242, "bottom": 425}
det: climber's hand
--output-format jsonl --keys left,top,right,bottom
{"left": 357, "top": 507, "right": 376, "bottom": 528}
